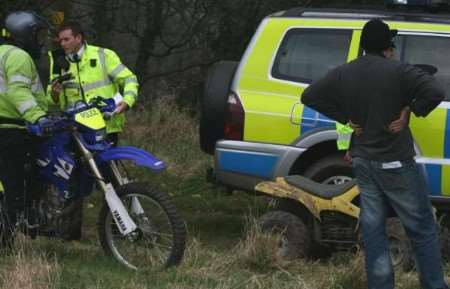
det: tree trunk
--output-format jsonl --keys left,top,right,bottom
{"left": 91, "top": 0, "right": 113, "bottom": 46}
{"left": 135, "top": 0, "right": 164, "bottom": 83}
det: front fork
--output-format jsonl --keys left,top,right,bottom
{"left": 73, "top": 133, "right": 137, "bottom": 235}
{"left": 110, "top": 162, "right": 145, "bottom": 217}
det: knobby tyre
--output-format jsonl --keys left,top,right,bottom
{"left": 386, "top": 217, "right": 414, "bottom": 271}
{"left": 259, "top": 210, "right": 311, "bottom": 260}
{"left": 98, "top": 182, "right": 186, "bottom": 270}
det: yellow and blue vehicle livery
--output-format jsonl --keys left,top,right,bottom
{"left": 211, "top": 7, "right": 450, "bottom": 206}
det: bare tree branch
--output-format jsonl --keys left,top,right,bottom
{"left": 142, "top": 59, "right": 218, "bottom": 82}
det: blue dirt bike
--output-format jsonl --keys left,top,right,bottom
{"left": 2, "top": 97, "right": 186, "bottom": 270}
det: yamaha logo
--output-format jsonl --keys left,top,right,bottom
{"left": 112, "top": 210, "right": 127, "bottom": 232}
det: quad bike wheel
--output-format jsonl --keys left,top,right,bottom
{"left": 259, "top": 210, "right": 311, "bottom": 261}
{"left": 386, "top": 218, "right": 415, "bottom": 271}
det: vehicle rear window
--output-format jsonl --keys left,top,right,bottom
{"left": 272, "top": 29, "right": 352, "bottom": 84}
{"left": 393, "top": 34, "right": 450, "bottom": 101}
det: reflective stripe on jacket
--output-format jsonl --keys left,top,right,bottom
{"left": 48, "top": 43, "right": 139, "bottom": 133}
{"left": 0, "top": 44, "right": 47, "bottom": 129}
{"left": 336, "top": 122, "right": 353, "bottom": 150}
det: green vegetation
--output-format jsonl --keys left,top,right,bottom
{"left": 0, "top": 98, "right": 445, "bottom": 289}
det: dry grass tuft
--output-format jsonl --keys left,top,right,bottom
{"left": 123, "top": 95, "right": 210, "bottom": 179}
{"left": 0, "top": 236, "right": 60, "bottom": 289}
{"left": 235, "top": 216, "right": 286, "bottom": 271}
{"left": 325, "top": 251, "right": 366, "bottom": 289}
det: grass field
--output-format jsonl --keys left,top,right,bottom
{"left": 0, "top": 98, "right": 447, "bottom": 289}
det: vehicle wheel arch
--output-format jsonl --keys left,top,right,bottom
{"left": 286, "top": 130, "right": 354, "bottom": 184}
{"left": 288, "top": 128, "right": 339, "bottom": 174}
{"left": 289, "top": 140, "right": 342, "bottom": 176}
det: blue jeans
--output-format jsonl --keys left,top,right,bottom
{"left": 351, "top": 157, "right": 447, "bottom": 289}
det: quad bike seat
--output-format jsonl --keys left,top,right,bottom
{"left": 284, "top": 175, "right": 357, "bottom": 199}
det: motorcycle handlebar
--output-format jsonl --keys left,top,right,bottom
{"left": 87, "top": 97, "right": 117, "bottom": 114}
{"left": 28, "top": 96, "right": 117, "bottom": 136}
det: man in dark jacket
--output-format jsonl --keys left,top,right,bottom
{"left": 302, "top": 19, "right": 447, "bottom": 289}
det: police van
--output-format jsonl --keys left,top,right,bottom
{"left": 200, "top": 0, "right": 450, "bottom": 210}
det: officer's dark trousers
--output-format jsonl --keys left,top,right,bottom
{"left": 0, "top": 128, "right": 35, "bottom": 225}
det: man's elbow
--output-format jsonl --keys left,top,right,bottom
{"left": 300, "top": 88, "right": 313, "bottom": 105}
{"left": 411, "top": 97, "right": 444, "bottom": 117}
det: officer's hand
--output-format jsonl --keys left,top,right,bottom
{"left": 389, "top": 106, "right": 411, "bottom": 133}
{"left": 36, "top": 116, "right": 55, "bottom": 136}
{"left": 114, "top": 101, "right": 129, "bottom": 114}
{"left": 51, "top": 82, "right": 63, "bottom": 103}
{"left": 344, "top": 151, "right": 352, "bottom": 164}
{"left": 349, "top": 120, "right": 363, "bottom": 136}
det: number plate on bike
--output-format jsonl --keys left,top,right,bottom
{"left": 74, "top": 108, "right": 106, "bottom": 130}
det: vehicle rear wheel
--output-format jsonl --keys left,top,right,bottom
{"left": 259, "top": 210, "right": 311, "bottom": 260}
{"left": 304, "top": 153, "right": 353, "bottom": 185}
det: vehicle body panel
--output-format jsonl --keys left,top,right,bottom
{"left": 214, "top": 12, "right": 450, "bottom": 199}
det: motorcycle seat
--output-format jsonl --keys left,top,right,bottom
{"left": 284, "top": 175, "right": 357, "bottom": 199}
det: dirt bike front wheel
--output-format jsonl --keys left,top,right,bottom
{"left": 98, "top": 182, "right": 186, "bottom": 270}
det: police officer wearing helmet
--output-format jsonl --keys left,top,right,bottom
{"left": 0, "top": 11, "right": 54, "bottom": 240}
{"left": 302, "top": 19, "right": 447, "bottom": 289}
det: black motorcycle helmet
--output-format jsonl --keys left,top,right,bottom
{"left": 4, "top": 11, "right": 49, "bottom": 59}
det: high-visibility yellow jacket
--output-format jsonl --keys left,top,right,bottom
{"left": 336, "top": 122, "right": 353, "bottom": 150}
{"left": 48, "top": 43, "right": 139, "bottom": 133}
{"left": 0, "top": 44, "right": 47, "bottom": 129}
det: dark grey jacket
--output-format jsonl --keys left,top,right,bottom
{"left": 301, "top": 54, "right": 445, "bottom": 162}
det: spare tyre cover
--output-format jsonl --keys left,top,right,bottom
{"left": 200, "top": 61, "right": 238, "bottom": 154}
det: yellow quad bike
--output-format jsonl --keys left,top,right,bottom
{"left": 255, "top": 175, "right": 421, "bottom": 269}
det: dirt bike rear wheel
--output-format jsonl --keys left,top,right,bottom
{"left": 98, "top": 182, "right": 186, "bottom": 270}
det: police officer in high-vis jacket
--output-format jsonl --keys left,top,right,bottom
{"left": 47, "top": 21, "right": 138, "bottom": 240}
{"left": 0, "top": 11, "right": 54, "bottom": 238}
{"left": 48, "top": 21, "right": 139, "bottom": 145}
